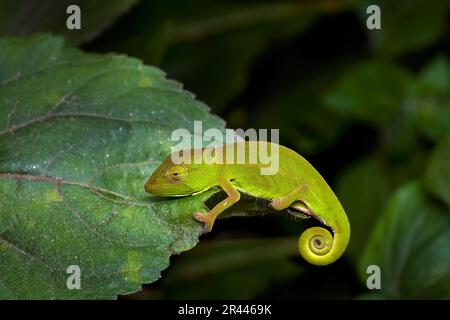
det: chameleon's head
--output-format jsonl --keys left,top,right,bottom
{"left": 144, "top": 150, "right": 217, "bottom": 197}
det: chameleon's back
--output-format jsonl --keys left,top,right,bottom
{"left": 218, "top": 141, "right": 336, "bottom": 209}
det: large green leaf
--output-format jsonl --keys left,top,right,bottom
{"left": 0, "top": 35, "right": 225, "bottom": 299}
{"left": 0, "top": 0, "right": 138, "bottom": 45}
{"left": 359, "top": 183, "right": 450, "bottom": 299}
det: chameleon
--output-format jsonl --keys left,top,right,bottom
{"left": 145, "top": 141, "right": 350, "bottom": 266}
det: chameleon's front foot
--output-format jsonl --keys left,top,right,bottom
{"left": 193, "top": 212, "right": 215, "bottom": 233}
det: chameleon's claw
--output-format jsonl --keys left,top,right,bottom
{"left": 193, "top": 212, "right": 214, "bottom": 233}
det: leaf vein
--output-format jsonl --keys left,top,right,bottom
{"left": 0, "top": 234, "right": 57, "bottom": 272}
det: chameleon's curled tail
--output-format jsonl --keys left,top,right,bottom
{"left": 297, "top": 212, "right": 350, "bottom": 266}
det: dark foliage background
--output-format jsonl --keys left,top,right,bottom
{"left": 1, "top": 0, "right": 449, "bottom": 299}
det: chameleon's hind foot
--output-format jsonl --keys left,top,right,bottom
{"left": 193, "top": 212, "right": 215, "bottom": 233}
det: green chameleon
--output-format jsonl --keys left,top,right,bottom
{"left": 145, "top": 141, "right": 350, "bottom": 266}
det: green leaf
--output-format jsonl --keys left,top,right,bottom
{"left": 0, "top": 0, "right": 139, "bottom": 45}
{"left": 324, "top": 61, "right": 412, "bottom": 126}
{"left": 358, "top": 0, "right": 450, "bottom": 57}
{"left": 359, "top": 183, "right": 450, "bottom": 298}
{"left": 0, "top": 35, "right": 225, "bottom": 299}
{"left": 425, "top": 135, "right": 450, "bottom": 209}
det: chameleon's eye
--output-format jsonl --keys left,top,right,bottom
{"left": 165, "top": 165, "right": 188, "bottom": 182}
